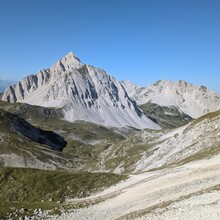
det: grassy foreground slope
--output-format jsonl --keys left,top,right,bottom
{"left": 0, "top": 167, "right": 126, "bottom": 219}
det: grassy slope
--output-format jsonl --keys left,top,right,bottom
{"left": 3, "top": 100, "right": 219, "bottom": 174}
{"left": 0, "top": 101, "right": 129, "bottom": 218}
{"left": 103, "top": 129, "right": 166, "bottom": 173}
{"left": 0, "top": 100, "right": 167, "bottom": 174}
{"left": 139, "top": 102, "right": 192, "bottom": 128}
{"left": 0, "top": 167, "right": 126, "bottom": 219}
{"left": 0, "top": 101, "right": 126, "bottom": 171}
{"left": 175, "top": 110, "right": 220, "bottom": 165}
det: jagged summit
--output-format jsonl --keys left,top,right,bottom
{"left": 66, "top": 51, "right": 81, "bottom": 62}
{"left": 50, "top": 52, "right": 83, "bottom": 73}
{"left": 152, "top": 79, "right": 191, "bottom": 87}
{"left": 120, "top": 80, "right": 143, "bottom": 97}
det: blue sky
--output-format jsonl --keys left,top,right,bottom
{"left": 0, "top": 0, "right": 220, "bottom": 92}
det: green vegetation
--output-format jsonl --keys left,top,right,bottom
{"left": 78, "top": 64, "right": 89, "bottom": 75}
{"left": 0, "top": 167, "right": 127, "bottom": 218}
{"left": 0, "top": 100, "right": 127, "bottom": 171}
{"left": 174, "top": 143, "right": 220, "bottom": 166}
{"left": 0, "top": 100, "right": 170, "bottom": 174}
{"left": 103, "top": 130, "right": 165, "bottom": 173}
{"left": 191, "top": 110, "right": 220, "bottom": 126}
{"left": 140, "top": 102, "right": 192, "bottom": 128}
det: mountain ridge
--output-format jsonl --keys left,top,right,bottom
{"left": 121, "top": 79, "right": 220, "bottom": 118}
{"left": 2, "top": 52, "right": 159, "bottom": 129}
{"left": 2, "top": 52, "right": 220, "bottom": 128}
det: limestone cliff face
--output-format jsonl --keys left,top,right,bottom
{"left": 2, "top": 70, "right": 51, "bottom": 103}
{"left": 121, "top": 80, "right": 220, "bottom": 118}
{"left": 2, "top": 52, "right": 159, "bottom": 129}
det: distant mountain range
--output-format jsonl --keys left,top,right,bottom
{"left": 2, "top": 52, "right": 220, "bottom": 129}
{"left": 0, "top": 79, "right": 16, "bottom": 93}
{"left": 121, "top": 80, "right": 220, "bottom": 119}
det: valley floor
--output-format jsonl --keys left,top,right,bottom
{"left": 51, "top": 154, "right": 220, "bottom": 220}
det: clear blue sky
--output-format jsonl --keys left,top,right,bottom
{"left": 0, "top": 0, "right": 220, "bottom": 92}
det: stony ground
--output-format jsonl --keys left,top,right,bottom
{"left": 50, "top": 154, "right": 220, "bottom": 220}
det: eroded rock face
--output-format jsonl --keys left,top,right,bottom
{"left": 2, "top": 52, "right": 159, "bottom": 129}
{"left": 121, "top": 80, "right": 220, "bottom": 119}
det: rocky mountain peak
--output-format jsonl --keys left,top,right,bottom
{"left": 64, "top": 52, "right": 82, "bottom": 65}
{"left": 152, "top": 80, "right": 189, "bottom": 88}
{"left": 50, "top": 52, "right": 82, "bottom": 73}
{"left": 2, "top": 53, "right": 159, "bottom": 129}
{"left": 123, "top": 80, "right": 220, "bottom": 119}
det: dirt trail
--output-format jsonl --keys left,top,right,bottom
{"left": 53, "top": 155, "right": 220, "bottom": 220}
